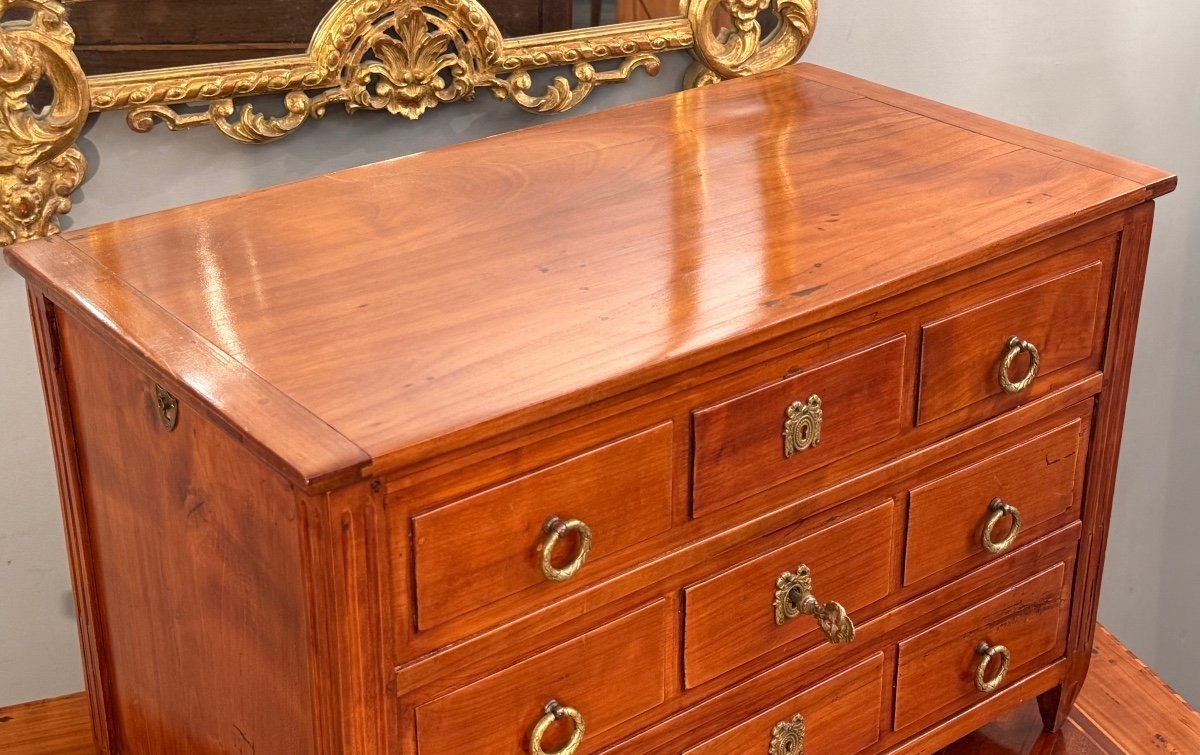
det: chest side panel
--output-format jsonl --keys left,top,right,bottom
{"left": 52, "top": 309, "right": 319, "bottom": 755}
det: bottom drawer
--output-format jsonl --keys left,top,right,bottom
{"left": 414, "top": 600, "right": 670, "bottom": 753}
{"left": 684, "top": 653, "right": 886, "bottom": 755}
{"left": 893, "top": 561, "right": 1072, "bottom": 732}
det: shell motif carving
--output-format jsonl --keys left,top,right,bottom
{"left": 126, "top": 0, "right": 662, "bottom": 143}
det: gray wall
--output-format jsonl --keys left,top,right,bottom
{"left": 2, "top": 1, "right": 1197, "bottom": 707}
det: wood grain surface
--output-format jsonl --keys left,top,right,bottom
{"left": 411, "top": 422, "right": 674, "bottom": 631}
{"left": 683, "top": 500, "right": 896, "bottom": 688}
{"left": 6, "top": 65, "right": 1174, "bottom": 488}
{"left": 918, "top": 255, "right": 1107, "bottom": 425}
{"left": 683, "top": 653, "right": 887, "bottom": 754}
{"left": 895, "top": 563, "right": 1071, "bottom": 733}
{"left": 54, "top": 312, "right": 318, "bottom": 754}
{"left": 905, "top": 416, "right": 1087, "bottom": 587}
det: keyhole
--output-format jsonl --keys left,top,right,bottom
{"left": 787, "top": 587, "right": 804, "bottom": 614}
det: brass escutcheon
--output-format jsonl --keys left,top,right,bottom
{"left": 769, "top": 712, "right": 806, "bottom": 755}
{"left": 154, "top": 384, "right": 179, "bottom": 432}
{"left": 773, "top": 564, "right": 855, "bottom": 644}
{"left": 981, "top": 497, "right": 1022, "bottom": 555}
{"left": 783, "top": 395, "right": 823, "bottom": 458}
{"left": 529, "top": 699, "right": 585, "bottom": 755}
{"left": 999, "top": 336, "right": 1040, "bottom": 394}
{"left": 974, "top": 642, "right": 1011, "bottom": 693}
{"left": 540, "top": 517, "right": 592, "bottom": 582}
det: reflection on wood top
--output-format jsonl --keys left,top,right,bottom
{"left": 5, "top": 64, "right": 1176, "bottom": 489}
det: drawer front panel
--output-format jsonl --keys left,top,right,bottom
{"left": 412, "top": 423, "right": 673, "bottom": 631}
{"left": 683, "top": 653, "right": 886, "bottom": 755}
{"left": 905, "top": 414, "right": 1088, "bottom": 586}
{"left": 919, "top": 247, "right": 1109, "bottom": 425}
{"left": 693, "top": 335, "right": 907, "bottom": 516}
{"left": 894, "top": 562, "right": 1071, "bottom": 732}
{"left": 684, "top": 500, "right": 896, "bottom": 688}
{"left": 414, "top": 600, "right": 670, "bottom": 753}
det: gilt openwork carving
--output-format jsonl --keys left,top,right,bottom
{"left": 0, "top": 0, "right": 88, "bottom": 244}
{"left": 0, "top": 0, "right": 819, "bottom": 243}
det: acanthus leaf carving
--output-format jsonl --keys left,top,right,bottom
{"left": 0, "top": 0, "right": 88, "bottom": 244}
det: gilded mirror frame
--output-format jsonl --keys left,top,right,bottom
{"left": 0, "top": 0, "right": 817, "bottom": 244}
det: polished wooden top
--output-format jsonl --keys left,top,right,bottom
{"left": 5, "top": 64, "right": 1175, "bottom": 490}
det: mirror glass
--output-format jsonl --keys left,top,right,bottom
{"left": 67, "top": 0, "right": 684, "bottom": 76}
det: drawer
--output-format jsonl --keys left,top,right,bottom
{"left": 683, "top": 500, "right": 896, "bottom": 688}
{"left": 693, "top": 335, "right": 907, "bottom": 516}
{"left": 904, "top": 412, "right": 1089, "bottom": 586}
{"left": 411, "top": 423, "right": 673, "bottom": 631}
{"left": 683, "top": 653, "right": 886, "bottom": 755}
{"left": 894, "top": 562, "right": 1071, "bottom": 732}
{"left": 414, "top": 600, "right": 670, "bottom": 754}
{"left": 918, "top": 245, "right": 1109, "bottom": 426}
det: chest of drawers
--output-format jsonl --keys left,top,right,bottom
{"left": 5, "top": 64, "right": 1175, "bottom": 754}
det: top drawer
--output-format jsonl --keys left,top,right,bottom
{"left": 693, "top": 336, "right": 907, "bottom": 516}
{"left": 411, "top": 423, "right": 674, "bottom": 631}
{"left": 918, "top": 236, "right": 1113, "bottom": 425}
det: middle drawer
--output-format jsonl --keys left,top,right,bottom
{"left": 683, "top": 500, "right": 897, "bottom": 688}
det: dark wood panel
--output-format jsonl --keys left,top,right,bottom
{"left": 66, "top": 0, "right": 575, "bottom": 74}
{"left": 66, "top": 0, "right": 335, "bottom": 45}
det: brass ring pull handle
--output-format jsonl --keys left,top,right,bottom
{"left": 999, "top": 336, "right": 1041, "bottom": 394}
{"left": 540, "top": 517, "right": 592, "bottom": 582}
{"left": 529, "top": 699, "right": 585, "bottom": 755}
{"left": 974, "top": 642, "right": 1011, "bottom": 693}
{"left": 981, "top": 498, "right": 1022, "bottom": 555}
{"left": 769, "top": 713, "right": 806, "bottom": 755}
{"left": 773, "top": 564, "right": 855, "bottom": 644}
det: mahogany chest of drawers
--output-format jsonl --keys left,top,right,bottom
{"left": 6, "top": 64, "right": 1175, "bottom": 754}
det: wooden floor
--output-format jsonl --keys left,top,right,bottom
{"left": 1, "top": 627, "right": 1196, "bottom": 754}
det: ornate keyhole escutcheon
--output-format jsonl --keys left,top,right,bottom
{"left": 773, "top": 563, "right": 855, "bottom": 643}
{"left": 783, "top": 394, "right": 823, "bottom": 458}
{"left": 769, "top": 712, "right": 806, "bottom": 755}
